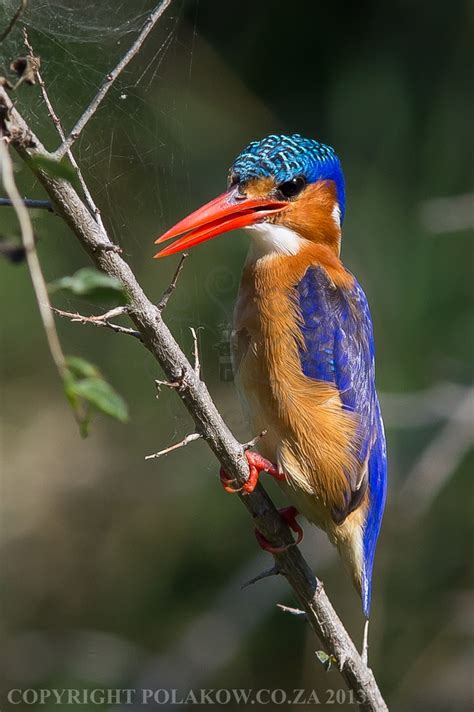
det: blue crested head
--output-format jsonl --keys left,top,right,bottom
{"left": 230, "top": 134, "right": 346, "bottom": 221}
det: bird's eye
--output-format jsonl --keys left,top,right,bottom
{"left": 277, "top": 176, "right": 306, "bottom": 199}
{"left": 228, "top": 173, "right": 240, "bottom": 188}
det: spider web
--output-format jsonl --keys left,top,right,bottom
{"left": 1, "top": 0, "right": 234, "bottom": 367}
{"left": 0, "top": 0, "right": 191, "bottom": 251}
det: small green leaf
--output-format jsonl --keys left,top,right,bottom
{"left": 64, "top": 356, "right": 129, "bottom": 435}
{"left": 31, "top": 154, "right": 77, "bottom": 182}
{"left": 315, "top": 650, "right": 336, "bottom": 672}
{"left": 49, "top": 267, "right": 127, "bottom": 303}
{"left": 65, "top": 355, "right": 101, "bottom": 380}
{"left": 72, "top": 377, "right": 129, "bottom": 423}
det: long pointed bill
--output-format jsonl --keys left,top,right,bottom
{"left": 154, "top": 189, "right": 287, "bottom": 258}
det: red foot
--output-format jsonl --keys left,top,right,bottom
{"left": 219, "top": 450, "right": 285, "bottom": 495}
{"left": 255, "top": 506, "right": 303, "bottom": 554}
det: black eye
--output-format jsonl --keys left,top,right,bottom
{"left": 277, "top": 176, "right": 306, "bottom": 200}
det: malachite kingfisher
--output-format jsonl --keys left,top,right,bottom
{"left": 154, "top": 134, "right": 387, "bottom": 622}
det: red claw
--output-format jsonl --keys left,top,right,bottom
{"left": 254, "top": 506, "right": 304, "bottom": 554}
{"left": 219, "top": 450, "right": 285, "bottom": 495}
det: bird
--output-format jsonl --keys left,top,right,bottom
{"left": 154, "top": 133, "right": 387, "bottom": 636}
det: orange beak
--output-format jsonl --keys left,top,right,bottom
{"left": 154, "top": 187, "right": 287, "bottom": 258}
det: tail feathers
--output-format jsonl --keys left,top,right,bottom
{"left": 361, "top": 418, "right": 387, "bottom": 617}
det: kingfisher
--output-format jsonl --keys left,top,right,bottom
{"left": 154, "top": 134, "right": 387, "bottom": 630}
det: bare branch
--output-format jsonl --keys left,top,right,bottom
{"left": 157, "top": 252, "right": 188, "bottom": 310}
{"left": 362, "top": 620, "right": 370, "bottom": 665}
{"left": 241, "top": 565, "right": 280, "bottom": 590}
{"left": 0, "top": 138, "right": 67, "bottom": 379}
{"left": 145, "top": 432, "right": 202, "bottom": 460}
{"left": 155, "top": 377, "right": 185, "bottom": 393}
{"left": 54, "top": 0, "right": 172, "bottom": 159}
{"left": 190, "top": 326, "right": 201, "bottom": 378}
{"left": 2, "top": 86, "right": 388, "bottom": 712}
{"left": 0, "top": 0, "right": 27, "bottom": 43}
{"left": 0, "top": 197, "right": 53, "bottom": 211}
{"left": 278, "top": 604, "right": 306, "bottom": 618}
{"left": 53, "top": 306, "right": 142, "bottom": 339}
{"left": 243, "top": 429, "right": 268, "bottom": 450}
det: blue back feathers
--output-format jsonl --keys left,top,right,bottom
{"left": 231, "top": 134, "right": 346, "bottom": 220}
{"left": 296, "top": 266, "right": 387, "bottom": 616}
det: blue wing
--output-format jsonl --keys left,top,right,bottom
{"left": 296, "top": 266, "right": 387, "bottom": 616}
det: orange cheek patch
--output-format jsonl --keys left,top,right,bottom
{"left": 277, "top": 180, "right": 341, "bottom": 249}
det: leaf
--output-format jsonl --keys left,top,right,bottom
{"left": 65, "top": 355, "right": 101, "bottom": 379}
{"left": 64, "top": 356, "right": 129, "bottom": 435}
{"left": 30, "top": 154, "right": 76, "bottom": 182}
{"left": 49, "top": 267, "right": 127, "bottom": 303}
{"left": 72, "top": 377, "right": 129, "bottom": 423}
{"left": 315, "top": 650, "right": 336, "bottom": 672}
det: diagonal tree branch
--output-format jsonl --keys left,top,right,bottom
{"left": 54, "top": 0, "right": 172, "bottom": 160}
{"left": 0, "top": 86, "right": 388, "bottom": 712}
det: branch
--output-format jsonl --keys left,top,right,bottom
{"left": 157, "top": 252, "right": 188, "bottom": 310}
{"left": 0, "top": 0, "right": 26, "bottom": 43}
{"left": 0, "top": 197, "right": 53, "bottom": 211}
{"left": 53, "top": 306, "right": 142, "bottom": 339}
{"left": 190, "top": 326, "right": 201, "bottom": 377}
{"left": 0, "top": 137, "right": 67, "bottom": 380}
{"left": 145, "top": 432, "right": 202, "bottom": 460}
{"left": 241, "top": 565, "right": 280, "bottom": 590}
{"left": 54, "top": 0, "right": 172, "bottom": 159}
{"left": 277, "top": 603, "right": 307, "bottom": 619}
{"left": 1, "top": 87, "right": 388, "bottom": 712}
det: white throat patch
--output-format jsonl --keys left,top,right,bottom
{"left": 245, "top": 222, "right": 303, "bottom": 261}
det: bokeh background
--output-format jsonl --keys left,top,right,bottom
{"left": 0, "top": 1, "right": 472, "bottom": 710}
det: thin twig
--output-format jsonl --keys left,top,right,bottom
{"left": 362, "top": 619, "right": 369, "bottom": 665}
{"left": 23, "top": 30, "right": 107, "bottom": 234}
{"left": 54, "top": 0, "right": 172, "bottom": 159}
{"left": 145, "top": 432, "right": 202, "bottom": 460}
{"left": 0, "top": 138, "right": 66, "bottom": 378}
{"left": 0, "top": 197, "right": 53, "bottom": 211}
{"left": 276, "top": 603, "right": 307, "bottom": 619}
{"left": 241, "top": 565, "right": 280, "bottom": 590}
{"left": 155, "top": 376, "right": 186, "bottom": 393}
{"left": 53, "top": 306, "right": 141, "bottom": 339}
{"left": 243, "top": 430, "right": 268, "bottom": 450}
{"left": 0, "top": 0, "right": 27, "bottom": 43}
{"left": 157, "top": 252, "right": 188, "bottom": 310}
{"left": 190, "top": 326, "right": 201, "bottom": 378}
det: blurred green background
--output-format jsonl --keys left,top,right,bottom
{"left": 0, "top": 1, "right": 472, "bottom": 710}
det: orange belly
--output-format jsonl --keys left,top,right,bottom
{"left": 231, "top": 247, "right": 368, "bottom": 590}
